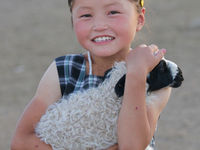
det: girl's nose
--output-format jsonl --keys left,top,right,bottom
{"left": 92, "top": 24, "right": 108, "bottom": 31}
{"left": 92, "top": 15, "right": 108, "bottom": 31}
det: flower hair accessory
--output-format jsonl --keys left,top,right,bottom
{"left": 140, "top": 0, "right": 144, "bottom": 7}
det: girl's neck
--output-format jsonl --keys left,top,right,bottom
{"left": 85, "top": 49, "right": 130, "bottom": 76}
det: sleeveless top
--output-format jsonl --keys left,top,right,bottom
{"left": 55, "top": 52, "right": 111, "bottom": 99}
{"left": 55, "top": 52, "right": 156, "bottom": 149}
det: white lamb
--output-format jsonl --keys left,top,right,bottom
{"left": 35, "top": 60, "right": 183, "bottom": 150}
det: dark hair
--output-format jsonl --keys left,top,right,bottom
{"left": 68, "top": 0, "right": 144, "bottom": 13}
{"left": 68, "top": 0, "right": 73, "bottom": 12}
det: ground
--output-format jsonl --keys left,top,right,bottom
{"left": 0, "top": 0, "right": 200, "bottom": 149}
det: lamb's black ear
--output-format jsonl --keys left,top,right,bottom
{"left": 170, "top": 67, "right": 184, "bottom": 88}
{"left": 147, "top": 60, "right": 173, "bottom": 92}
{"left": 115, "top": 74, "right": 126, "bottom": 97}
{"left": 147, "top": 59, "right": 184, "bottom": 92}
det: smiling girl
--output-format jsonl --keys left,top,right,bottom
{"left": 11, "top": 0, "right": 171, "bottom": 149}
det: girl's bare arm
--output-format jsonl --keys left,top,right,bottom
{"left": 117, "top": 45, "right": 167, "bottom": 150}
{"left": 11, "top": 61, "right": 61, "bottom": 150}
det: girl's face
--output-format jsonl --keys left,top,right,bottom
{"left": 72, "top": 0, "right": 145, "bottom": 58}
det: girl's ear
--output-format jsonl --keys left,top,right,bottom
{"left": 136, "top": 7, "right": 145, "bottom": 32}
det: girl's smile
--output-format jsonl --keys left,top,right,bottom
{"left": 91, "top": 35, "right": 115, "bottom": 45}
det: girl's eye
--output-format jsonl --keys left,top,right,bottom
{"left": 108, "top": 11, "right": 120, "bottom": 15}
{"left": 80, "top": 14, "right": 92, "bottom": 18}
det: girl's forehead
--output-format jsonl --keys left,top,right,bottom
{"left": 72, "top": 0, "right": 133, "bottom": 9}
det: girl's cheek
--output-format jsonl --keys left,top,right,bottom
{"left": 110, "top": 16, "right": 132, "bottom": 31}
{"left": 111, "top": 16, "right": 136, "bottom": 36}
{"left": 73, "top": 21, "right": 93, "bottom": 49}
{"left": 74, "top": 21, "right": 90, "bottom": 39}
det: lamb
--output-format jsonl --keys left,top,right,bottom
{"left": 35, "top": 59, "right": 183, "bottom": 150}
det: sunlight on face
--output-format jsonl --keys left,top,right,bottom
{"left": 71, "top": 0, "right": 144, "bottom": 58}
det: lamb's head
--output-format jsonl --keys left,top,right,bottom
{"left": 115, "top": 59, "right": 184, "bottom": 97}
{"left": 146, "top": 59, "right": 183, "bottom": 92}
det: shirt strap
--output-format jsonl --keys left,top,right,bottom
{"left": 87, "top": 51, "right": 93, "bottom": 75}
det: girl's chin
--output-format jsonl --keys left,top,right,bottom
{"left": 89, "top": 49, "right": 120, "bottom": 57}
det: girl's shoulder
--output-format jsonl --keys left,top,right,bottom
{"left": 54, "top": 53, "right": 86, "bottom": 78}
{"left": 54, "top": 53, "right": 87, "bottom": 96}
{"left": 55, "top": 53, "right": 85, "bottom": 64}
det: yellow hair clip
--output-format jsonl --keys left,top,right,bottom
{"left": 140, "top": 0, "right": 144, "bottom": 7}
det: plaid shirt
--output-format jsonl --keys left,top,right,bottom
{"left": 55, "top": 54, "right": 109, "bottom": 98}
{"left": 55, "top": 53, "right": 156, "bottom": 149}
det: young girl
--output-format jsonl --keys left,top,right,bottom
{"left": 11, "top": 0, "right": 171, "bottom": 149}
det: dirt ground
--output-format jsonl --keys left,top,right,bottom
{"left": 0, "top": 0, "right": 200, "bottom": 149}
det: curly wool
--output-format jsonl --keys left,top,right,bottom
{"left": 35, "top": 62, "right": 153, "bottom": 150}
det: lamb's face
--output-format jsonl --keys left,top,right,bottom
{"left": 115, "top": 59, "right": 184, "bottom": 97}
{"left": 146, "top": 59, "right": 184, "bottom": 92}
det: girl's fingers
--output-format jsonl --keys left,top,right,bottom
{"left": 139, "top": 44, "right": 147, "bottom": 48}
{"left": 148, "top": 44, "right": 167, "bottom": 64}
{"left": 149, "top": 44, "right": 166, "bottom": 57}
{"left": 149, "top": 44, "right": 159, "bottom": 54}
{"left": 149, "top": 44, "right": 158, "bottom": 50}
{"left": 155, "top": 48, "right": 166, "bottom": 58}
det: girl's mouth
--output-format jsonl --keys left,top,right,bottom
{"left": 91, "top": 36, "right": 115, "bottom": 43}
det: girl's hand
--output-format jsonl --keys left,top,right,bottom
{"left": 126, "top": 44, "right": 166, "bottom": 78}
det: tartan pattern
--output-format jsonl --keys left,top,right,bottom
{"left": 55, "top": 54, "right": 106, "bottom": 98}
{"left": 55, "top": 53, "right": 155, "bottom": 149}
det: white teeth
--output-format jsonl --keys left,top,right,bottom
{"left": 94, "top": 36, "right": 113, "bottom": 42}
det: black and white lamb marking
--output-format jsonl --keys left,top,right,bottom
{"left": 35, "top": 59, "right": 183, "bottom": 150}
{"left": 115, "top": 58, "right": 183, "bottom": 97}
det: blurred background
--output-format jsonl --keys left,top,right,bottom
{"left": 0, "top": 0, "right": 200, "bottom": 149}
